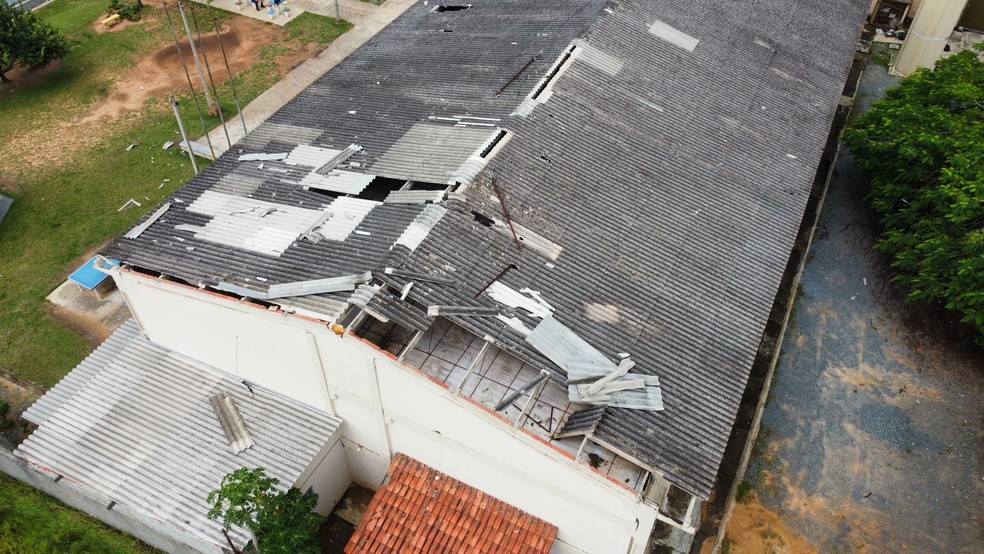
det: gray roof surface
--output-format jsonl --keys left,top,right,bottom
{"left": 17, "top": 320, "right": 342, "bottom": 549}
{"left": 104, "top": 0, "right": 868, "bottom": 498}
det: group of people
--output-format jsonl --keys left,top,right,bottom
{"left": 247, "top": 0, "right": 288, "bottom": 16}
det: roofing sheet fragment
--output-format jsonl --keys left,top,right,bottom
{"left": 648, "top": 20, "right": 699, "bottom": 52}
{"left": 317, "top": 197, "right": 380, "bottom": 241}
{"left": 209, "top": 392, "right": 255, "bottom": 454}
{"left": 370, "top": 124, "right": 498, "bottom": 184}
{"left": 485, "top": 282, "right": 554, "bottom": 319}
{"left": 394, "top": 204, "right": 448, "bottom": 252}
{"left": 185, "top": 191, "right": 329, "bottom": 256}
{"left": 285, "top": 145, "right": 342, "bottom": 167}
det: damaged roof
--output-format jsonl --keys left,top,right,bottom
{"left": 18, "top": 320, "right": 342, "bottom": 549}
{"left": 105, "top": 0, "right": 868, "bottom": 499}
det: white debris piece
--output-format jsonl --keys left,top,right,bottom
{"left": 486, "top": 282, "right": 553, "bottom": 319}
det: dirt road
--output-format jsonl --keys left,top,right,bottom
{"left": 725, "top": 63, "right": 984, "bottom": 553}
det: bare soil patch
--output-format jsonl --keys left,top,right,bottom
{"left": 2, "top": 60, "right": 66, "bottom": 93}
{"left": 91, "top": 17, "right": 141, "bottom": 35}
{"left": 725, "top": 494, "right": 818, "bottom": 554}
{"left": 9, "top": 11, "right": 322, "bottom": 170}
{"left": 0, "top": 368, "right": 44, "bottom": 446}
{"left": 78, "top": 16, "right": 275, "bottom": 125}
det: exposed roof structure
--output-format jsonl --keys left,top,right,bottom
{"left": 345, "top": 453, "right": 558, "bottom": 554}
{"left": 105, "top": 0, "right": 868, "bottom": 498}
{"left": 17, "top": 320, "right": 342, "bottom": 548}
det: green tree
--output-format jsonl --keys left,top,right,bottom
{"left": 845, "top": 46, "right": 984, "bottom": 339}
{"left": 207, "top": 467, "right": 324, "bottom": 554}
{"left": 0, "top": 2, "right": 68, "bottom": 84}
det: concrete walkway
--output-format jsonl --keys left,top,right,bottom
{"left": 191, "top": 0, "right": 415, "bottom": 157}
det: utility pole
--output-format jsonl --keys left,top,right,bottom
{"left": 177, "top": 1, "right": 217, "bottom": 115}
{"left": 169, "top": 96, "right": 199, "bottom": 175}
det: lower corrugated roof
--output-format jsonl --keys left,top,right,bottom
{"left": 16, "top": 320, "right": 342, "bottom": 549}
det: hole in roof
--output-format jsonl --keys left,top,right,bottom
{"left": 472, "top": 211, "right": 495, "bottom": 226}
{"left": 433, "top": 4, "right": 471, "bottom": 12}
{"left": 304, "top": 177, "right": 448, "bottom": 202}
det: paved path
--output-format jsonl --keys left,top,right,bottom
{"left": 726, "top": 63, "right": 984, "bottom": 553}
{"left": 191, "top": 0, "right": 415, "bottom": 157}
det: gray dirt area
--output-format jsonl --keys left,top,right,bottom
{"left": 725, "top": 60, "right": 984, "bottom": 553}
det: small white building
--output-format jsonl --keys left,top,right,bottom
{"left": 13, "top": 0, "right": 868, "bottom": 552}
{"left": 14, "top": 321, "right": 348, "bottom": 553}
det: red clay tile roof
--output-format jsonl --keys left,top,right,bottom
{"left": 345, "top": 453, "right": 559, "bottom": 554}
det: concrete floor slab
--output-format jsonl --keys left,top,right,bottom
{"left": 46, "top": 280, "right": 131, "bottom": 342}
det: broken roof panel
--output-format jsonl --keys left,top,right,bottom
{"left": 369, "top": 124, "right": 498, "bottom": 185}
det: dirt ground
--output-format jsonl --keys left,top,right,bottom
{"left": 5, "top": 9, "right": 321, "bottom": 170}
{"left": 724, "top": 63, "right": 984, "bottom": 553}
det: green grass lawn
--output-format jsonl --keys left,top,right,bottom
{"left": 0, "top": 474, "right": 158, "bottom": 553}
{"left": 0, "top": 4, "right": 349, "bottom": 389}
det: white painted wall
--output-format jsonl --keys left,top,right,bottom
{"left": 115, "top": 270, "right": 660, "bottom": 554}
{"left": 295, "top": 436, "right": 351, "bottom": 516}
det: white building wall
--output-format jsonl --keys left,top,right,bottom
{"left": 295, "top": 436, "right": 352, "bottom": 516}
{"left": 115, "top": 270, "right": 660, "bottom": 554}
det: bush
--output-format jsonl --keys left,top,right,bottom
{"left": 208, "top": 467, "right": 324, "bottom": 554}
{"left": 107, "top": 0, "right": 142, "bottom": 22}
{"left": 0, "top": 2, "right": 69, "bottom": 83}
{"left": 845, "top": 46, "right": 984, "bottom": 340}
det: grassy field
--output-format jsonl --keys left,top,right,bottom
{"left": 0, "top": 3, "right": 350, "bottom": 387}
{"left": 0, "top": 474, "right": 158, "bottom": 553}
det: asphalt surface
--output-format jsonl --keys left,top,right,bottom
{"left": 743, "top": 61, "right": 984, "bottom": 552}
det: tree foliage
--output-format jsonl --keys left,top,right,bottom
{"left": 207, "top": 467, "right": 324, "bottom": 554}
{"left": 0, "top": 2, "right": 68, "bottom": 83}
{"left": 845, "top": 46, "right": 984, "bottom": 338}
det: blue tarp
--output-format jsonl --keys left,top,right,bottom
{"left": 68, "top": 257, "right": 120, "bottom": 290}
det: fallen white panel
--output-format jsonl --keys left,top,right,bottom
{"left": 569, "top": 375, "right": 664, "bottom": 411}
{"left": 238, "top": 152, "right": 289, "bottom": 161}
{"left": 316, "top": 144, "right": 362, "bottom": 175}
{"left": 497, "top": 315, "right": 533, "bottom": 336}
{"left": 265, "top": 272, "right": 372, "bottom": 299}
{"left": 485, "top": 282, "right": 554, "bottom": 319}
{"left": 648, "top": 20, "right": 699, "bottom": 52}
{"left": 300, "top": 170, "right": 374, "bottom": 195}
{"left": 582, "top": 358, "right": 635, "bottom": 396}
{"left": 285, "top": 145, "right": 342, "bottom": 167}
{"left": 525, "top": 316, "right": 615, "bottom": 373}
{"left": 175, "top": 223, "right": 206, "bottom": 234}
{"left": 317, "top": 197, "right": 380, "bottom": 241}
{"left": 383, "top": 190, "right": 445, "bottom": 205}
{"left": 187, "top": 191, "right": 329, "bottom": 256}
{"left": 125, "top": 203, "right": 171, "bottom": 239}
